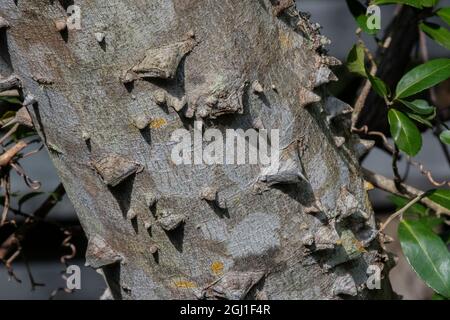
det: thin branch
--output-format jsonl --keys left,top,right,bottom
{"left": 379, "top": 193, "right": 426, "bottom": 232}
{"left": 362, "top": 167, "right": 450, "bottom": 216}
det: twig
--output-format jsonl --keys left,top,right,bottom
{"left": 0, "top": 184, "right": 65, "bottom": 261}
{"left": 362, "top": 167, "right": 450, "bottom": 216}
{"left": 379, "top": 193, "right": 426, "bottom": 232}
{"left": 0, "top": 140, "right": 27, "bottom": 167}
{"left": 0, "top": 123, "right": 19, "bottom": 146}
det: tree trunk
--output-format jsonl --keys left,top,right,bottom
{"left": 0, "top": 0, "right": 395, "bottom": 299}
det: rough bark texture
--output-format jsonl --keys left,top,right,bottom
{"left": 0, "top": 0, "right": 395, "bottom": 299}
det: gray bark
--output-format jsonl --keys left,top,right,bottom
{"left": 0, "top": 0, "right": 395, "bottom": 299}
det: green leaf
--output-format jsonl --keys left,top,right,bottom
{"left": 420, "top": 22, "right": 450, "bottom": 50}
{"left": 371, "top": 0, "right": 438, "bottom": 8}
{"left": 368, "top": 73, "right": 389, "bottom": 97}
{"left": 347, "top": 44, "right": 367, "bottom": 77}
{"left": 437, "top": 7, "right": 450, "bottom": 26}
{"left": 399, "top": 219, "right": 450, "bottom": 298}
{"left": 428, "top": 189, "right": 450, "bottom": 210}
{"left": 406, "top": 113, "right": 433, "bottom": 128}
{"left": 0, "top": 110, "right": 16, "bottom": 121}
{"left": 432, "top": 293, "right": 447, "bottom": 300}
{"left": 440, "top": 130, "right": 450, "bottom": 145}
{"left": 399, "top": 99, "right": 435, "bottom": 115}
{"left": 388, "top": 109, "right": 423, "bottom": 156}
{"left": 0, "top": 96, "right": 21, "bottom": 105}
{"left": 395, "top": 58, "right": 450, "bottom": 99}
{"left": 419, "top": 216, "right": 444, "bottom": 230}
{"left": 346, "top": 0, "right": 378, "bottom": 35}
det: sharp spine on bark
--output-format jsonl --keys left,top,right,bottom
{"left": 95, "top": 32, "right": 105, "bottom": 43}
{"left": 132, "top": 114, "right": 152, "bottom": 130}
{"left": 167, "top": 95, "right": 186, "bottom": 112}
{"left": 149, "top": 243, "right": 158, "bottom": 254}
{"left": 92, "top": 154, "right": 144, "bottom": 187}
{"left": 23, "top": 94, "right": 37, "bottom": 106}
{"left": 131, "top": 38, "right": 196, "bottom": 80}
{"left": 0, "top": 16, "right": 10, "bottom": 29}
{"left": 257, "top": 142, "right": 307, "bottom": 186}
{"left": 144, "top": 192, "right": 158, "bottom": 208}
{"left": 82, "top": 131, "right": 90, "bottom": 141}
{"left": 336, "top": 187, "right": 359, "bottom": 220}
{"left": 54, "top": 19, "right": 67, "bottom": 32}
{"left": 203, "top": 271, "right": 265, "bottom": 300}
{"left": 315, "top": 66, "right": 338, "bottom": 87}
{"left": 85, "top": 235, "right": 123, "bottom": 269}
{"left": 100, "top": 288, "right": 113, "bottom": 300}
{"left": 192, "top": 81, "right": 247, "bottom": 119}
{"left": 200, "top": 187, "right": 227, "bottom": 209}
{"left": 152, "top": 89, "right": 167, "bottom": 105}
{"left": 298, "top": 86, "right": 321, "bottom": 108}
{"left": 334, "top": 136, "right": 346, "bottom": 148}
{"left": 200, "top": 186, "right": 218, "bottom": 202}
{"left": 144, "top": 220, "right": 152, "bottom": 230}
{"left": 301, "top": 232, "right": 314, "bottom": 247}
{"left": 332, "top": 274, "right": 358, "bottom": 297}
{"left": 120, "top": 71, "right": 137, "bottom": 84}
{"left": 126, "top": 208, "right": 137, "bottom": 220}
{"left": 157, "top": 210, "right": 185, "bottom": 231}
{"left": 314, "top": 225, "right": 340, "bottom": 250}
{"left": 252, "top": 117, "right": 265, "bottom": 130}
{"left": 303, "top": 200, "right": 324, "bottom": 215}
{"left": 0, "top": 75, "right": 21, "bottom": 92}
{"left": 323, "top": 96, "right": 353, "bottom": 122}
{"left": 252, "top": 80, "right": 264, "bottom": 94}
{"left": 322, "top": 55, "right": 341, "bottom": 67}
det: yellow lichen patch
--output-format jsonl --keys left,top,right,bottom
{"left": 353, "top": 239, "right": 367, "bottom": 253}
{"left": 279, "top": 32, "right": 293, "bottom": 49}
{"left": 174, "top": 280, "right": 197, "bottom": 289}
{"left": 211, "top": 261, "right": 224, "bottom": 275}
{"left": 150, "top": 118, "right": 167, "bottom": 129}
{"left": 364, "top": 180, "right": 375, "bottom": 191}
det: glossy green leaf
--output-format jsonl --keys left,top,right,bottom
{"left": 399, "top": 219, "right": 450, "bottom": 298}
{"left": 437, "top": 7, "right": 450, "bottom": 26}
{"left": 432, "top": 293, "right": 447, "bottom": 300}
{"left": 346, "top": 0, "right": 378, "bottom": 35}
{"left": 347, "top": 43, "right": 367, "bottom": 77}
{"left": 407, "top": 113, "right": 433, "bottom": 128}
{"left": 371, "top": 0, "right": 438, "bottom": 8}
{"left": 420, "top": 22, "right": 450, "bottom": 50}
{"left": 388, "top": 109, "right": 423, "bottom": 156}
{"left": 368, "top": 73, "right": 389, "bottom": 97}
{"left": 399, "top": 99, "right": 435, "bottom": 115}
{"left": 395, "top": 58, "right": 450, "bottom": 99}
{"left": 440, "top": 130, "right": 450, "bottom": 145}
{"left": 419, "top": 216, "right": 445, "bottom": 230}
{"left": 428, "top": 189, "right": 450, "bottom": 210}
